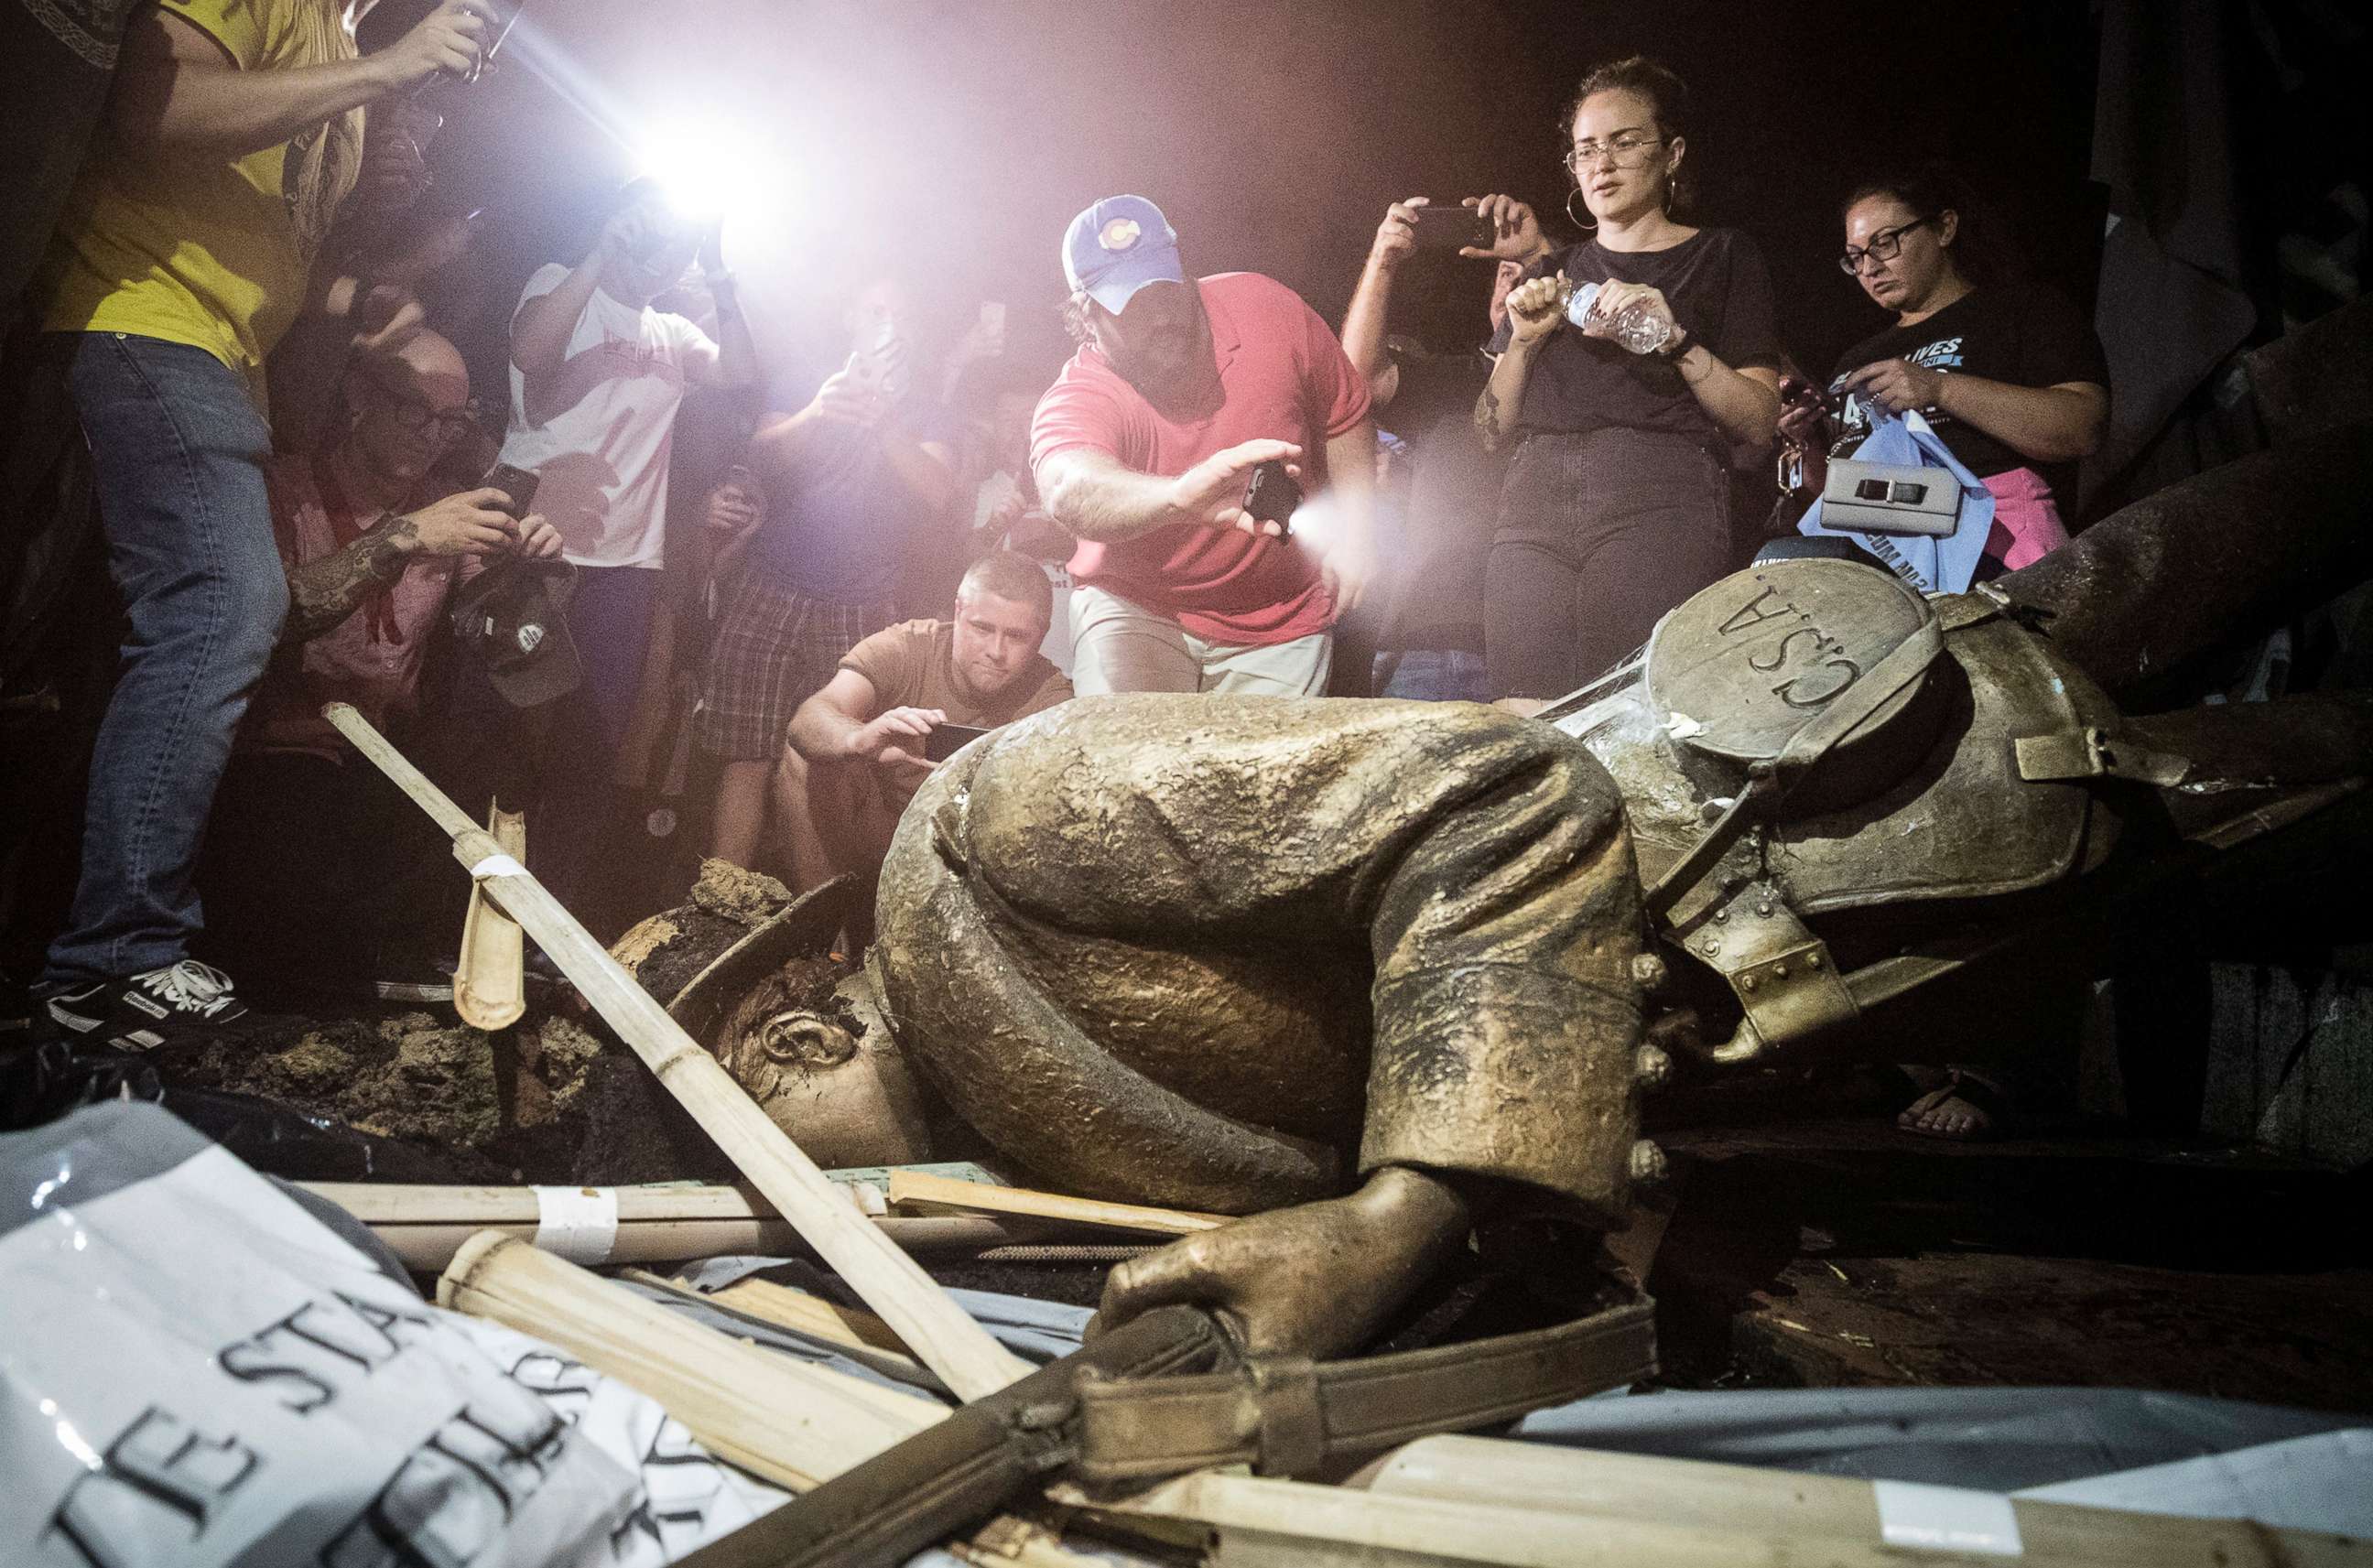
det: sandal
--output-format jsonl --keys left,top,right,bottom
{"left": 1897, "top": 1068, "right": 2010, "bottom": 1141}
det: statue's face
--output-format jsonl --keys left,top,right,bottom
{"left": 712, "top": 971, "right": 935, "bottom": 1169}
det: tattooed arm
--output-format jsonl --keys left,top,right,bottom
{"left": 281, "top": 487, "right": 554, "bottom": 643}
{"left": 1475, "top": 271, "right": 1563, "bottom": 453}
{"left": 1474, "top": 336, "right": 1543, "bottom": 454}
{"left": 283, "top": 514, "right": 418, "bottom": 643}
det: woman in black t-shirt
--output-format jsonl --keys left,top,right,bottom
{"left": 1478, "top": 56, "right": 1783, "bottom": 699}
{"left": 1780, "top": 166, "right": 2110, "bottom": 583}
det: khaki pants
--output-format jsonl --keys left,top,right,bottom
{"left": 1069, "top": 585, "right": 1332, "bottom": 697}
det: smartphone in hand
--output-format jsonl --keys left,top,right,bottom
{"left": 1242, "top": 459, "right": 1303, "bottom": 535}
{"left": 922, "top": 722, "right": 991, "bottom": 763}
{"left": 481, "top": 461, "right": 539, "bottom": 519}
{"left": 1410, "top": 206, "right": 1495, "bottom": 253}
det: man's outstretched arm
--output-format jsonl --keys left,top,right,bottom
{"left": 108, "top": 0, "right": 491, "bottom": 162}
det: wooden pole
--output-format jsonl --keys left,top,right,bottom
{"left": 1357, "top": 1435, "right": 2372, "bottom": 1568}
{"left": 299, "top": 1181, "right": 1058, "bottom": 1272}
{"left": 887, "top": 1169, "right": 1228, "bottom": 1237}
{"left": 453, "top": 804, "right": 527, "bottom": 1030}
{"left": 1077, "top": 1465, "right": 2373, "bottom": 1568}
{"left": 324, "top": 702, "right": 1030, "bottom": 1400}
{"left": 439, "top": 1230, "right": 940, "bottom": 1488}
{"left": 439, "top": 1232, "right": 1099, "bottom": 1568}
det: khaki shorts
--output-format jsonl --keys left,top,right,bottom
{"left": 1068, "top": 585, "right": 1331, "bottom": 697}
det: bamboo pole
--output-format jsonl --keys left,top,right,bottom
{"left": 303, "top": 1178, "right": 1051, "bottom": 1231}
{"left": 439, "top": 1232, "right": 1104, "bottom": 1568}
{"left": 1358, "top": 1436, "right": 2373, "bottom": 1568}
{"left": 1079, "top": 1465, "right": 2373, "bottom": 1568}
{"left": 301, "top": 1180, "right": 1058, "bottom": 1272}
{"left": 439, "top": 1231, "right": 940, "bottom": 1487}
{"left": 453, "top": 805, "right": 527, "bottom": 1029}
{"left": 325, "top": 702, "right": 1030, "bottom": 1400}
{"left": 1075, "top": 1472, "right": 1759, "bottom": 1567}
{"left": 618, "top": 1269, "right": 926, "bottom": 1377}
{"left": 887, "top": 1169, "right": 1228, "bottom": 1237}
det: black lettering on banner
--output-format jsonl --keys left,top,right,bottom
{"left": 1717, "top": 587, "right": 1793, "bottom": 636}
{"left": 220, "top": 1295, "right": 417, "bottom": 1413}
{"left": 49, "top": 1407, "right": 262, "bottom": 1568}
{"left": 505, "top": 1348, "right": 598, "bottom": 1426}
{"left": 632, "top": 1415, "right": 738, "bottom": 1552}
{"left": 1775, "top": 658, "right": 1863, "bottom": 708}
{"left": 320, "top": 1389, "right": 568, "bottom": 1568}
{"left": 336, "top": 1291, "right": 442, "bottom": 1354}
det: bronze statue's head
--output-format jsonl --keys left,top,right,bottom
{"left": 612, "top": 866, "right": 936, "bottom": 1168}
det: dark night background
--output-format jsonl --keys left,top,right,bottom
{"left": 374, "top": 0, "right": 2101, "bottom": 401}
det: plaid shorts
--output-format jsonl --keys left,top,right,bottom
{"left": 698, "top": 579, "right": 894, "bottom": 762}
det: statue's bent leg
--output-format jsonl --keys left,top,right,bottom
{"left": 875, "top": 697, "right": 1647, "bottom": 1354}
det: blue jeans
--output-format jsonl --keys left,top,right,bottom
{"left": 1486, "top": 428, "right": 1734, "bottom": 699}
{"left": 41, "top": 333, "right": 288, "bottom": 986}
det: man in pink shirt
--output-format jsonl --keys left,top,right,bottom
{"left": 1032, "top": 195, "right": 1379, "bottom": 695}
{"left": 197, "top": 331, "right": 559, "bottom": 999}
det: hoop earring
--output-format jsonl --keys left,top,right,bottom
{"left": 1565, "top": 189, "right": 1598, "bottom": 232}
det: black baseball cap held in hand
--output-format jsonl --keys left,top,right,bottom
{"left": 447, "top": 557, "right": 582, "bottom": 708}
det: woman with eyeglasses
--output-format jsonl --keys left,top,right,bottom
{"left": 1781, "top": 165, "right": 2109, "bottom": 583}
{"left": 1478, "top": 56, "right": 1783, "bottom": 700}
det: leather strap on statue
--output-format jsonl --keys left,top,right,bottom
{"left": 1070, "top": 1295, "right": 1657, "bottom": 1485}
{"left": 675, "top": 1297, "right": 1655, "bottom": 1568}
{"left": 674, "top": 1304, "right": 1237, "bottom": 1568}
{"left": 1645, "top": 615, "right": 1945, "bottom": 918}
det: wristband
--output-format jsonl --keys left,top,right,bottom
{"left": 1655, "top": 327, "right": 1691, "bottom": 362}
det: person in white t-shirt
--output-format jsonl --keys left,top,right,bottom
{"left": 464, "top": 178, "right": 759, "bottom": 916}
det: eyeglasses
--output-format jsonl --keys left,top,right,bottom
{"left": 1565, "top": 132, "right": 1666, "bottom": 173}
{"left": 364, "top": 373, "right": 475, "bottom": 441}
{"left": 1839, "top": 216, "right": 1938, "bottom": 275}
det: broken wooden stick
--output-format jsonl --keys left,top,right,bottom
{"left": 887, "top": 1168, "right": 1228, "bottom": 1237}
{"left": 453, "top": 803, "right": 526, "bottom": 1030}
{"left": 324, "top": 702, "right": 1031, "bottom": 1400}
{"left": 1356, "top": 1435, "right": 2373, "bottom": 1568}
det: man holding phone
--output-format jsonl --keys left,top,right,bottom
{"left": 777, "top": 553, "right": 1069, "bottom": 918}
{"left": 1032, "top": 195, "right": 1379, "bottom": 697}
{"left": 196, "top": 331, "right": 561, "bottom": 999}
{"left": 477, "top": 177, "right": 758, "bottom": 917}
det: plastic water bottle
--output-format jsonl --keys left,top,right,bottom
{"left": 1564, "top": 280, "right": 1674, "bottom": 356}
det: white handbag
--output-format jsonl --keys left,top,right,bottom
{"left": 1817, "top": 457, "right": 1963, "bottom": 536}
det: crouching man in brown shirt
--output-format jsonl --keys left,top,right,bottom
{"left": 780, "top": 551, "right": 1073, "bottom": 919}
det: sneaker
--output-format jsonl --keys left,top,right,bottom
{"left": 43, "top": 959, "right": 254, "bottom": 1051}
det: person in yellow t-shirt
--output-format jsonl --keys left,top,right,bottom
{"left": 33, "top": 0, "right": 500, "bottom": 1050}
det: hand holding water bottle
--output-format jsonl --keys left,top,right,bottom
{"left": 1566, "top": 277, "right": 1683, "bottom": 357}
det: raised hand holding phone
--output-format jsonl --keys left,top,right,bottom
{"left": 1165, "top": 438, "right": 1304, "bottom": 537}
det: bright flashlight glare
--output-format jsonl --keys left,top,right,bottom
{"left": 636, "top": 124, "right": 784, "bottom": 240}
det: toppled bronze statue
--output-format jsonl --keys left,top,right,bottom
{"left": 618, "top": 313, "right": 2373, "bottom": 1362}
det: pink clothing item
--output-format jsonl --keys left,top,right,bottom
{"left": 245, "top": 455, "right": 457, "bottom": 759}
{"left": 1030, "top": 271, "right": 1372, "bottom": 646}
{"left": 1979, "top": 465, "right": 2072, "bottom": 571}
